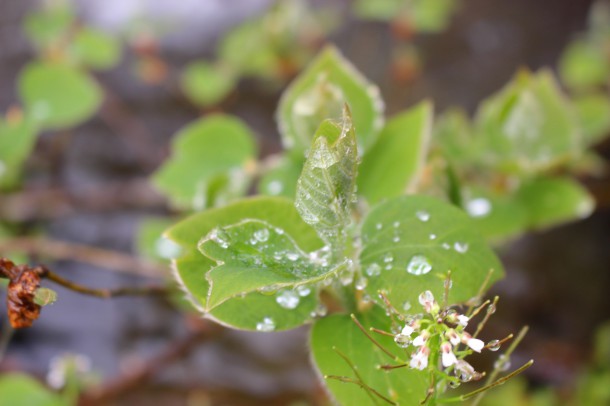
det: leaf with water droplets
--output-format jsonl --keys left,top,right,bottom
{"left": 200, "top": 219, "right": 346, "bottom": 309}
{"left": 295, "top": 108, "right": 358, "bottom": 250}
{"left": 152, "top": 115, "right": 257, "bottom": 210}
{"left": 277, "top": 45, "right": 384, "bottom": 152}
{"left": 166, "top": 196, "right": 325, "bottom": 331}
{"left": 358, "top": 101, "right": 433, "bottom": 204}
{"left": 310, "top": 307, "right": 428, "bottom": 406}
{"left": 360, "top": 195, "right": 503, "bottom": 308}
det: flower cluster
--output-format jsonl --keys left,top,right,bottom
{"left": 393, "top": 290, "right": 492, "bottom": 383}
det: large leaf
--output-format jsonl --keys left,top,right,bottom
{"left": 311, "top": 307, "right": 428, "bottom": 406}
{"left": 0, "top": 114, "right": 38, "bottom": 189}
{"left": 152, "top": 114, "right": 257, "bottom": 210}
{"left": 516, "top": 176, "right": 594, "bottom": 229}
{"left": 360, "top": 195, "right": 503, "bottom": 309}
{"left": 295, "top": 110, "right": 358, "bottom": 249}
{"left": 277, "top": 45, "right": 384, "bottom": 152}
{"left": 18, "top": 62, "right": 102, "bottom": 130}
{"left": 0, "top": 374, "right": 66, "bottom": 406}
{"left": 475, "top": 70, "right": 581, "bottom": 174}
{"left": 358, "top": 100, "right": 433, "bottom": 204}
{"left": 166, "top": 196, "right": 324, "bottom": 330}
{"left": 200, "top": 219, "right": 345, "bottom": 309}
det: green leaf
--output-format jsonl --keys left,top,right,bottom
{"left": 353, "top": 0, "right": 403, "bottom": 20}
{"left": 258, "top": 153, "right": 304, "bottom": 198}
{"left": 200, "top": 219, "right": 345, "bottom": 309}
{"left": 18, "top": 62, "right": 102, "bottom": 130}
{"left": 358, "top": 101, "right": 433, "bottom": 204}
{"left": 180, "top": 61, "right": 236, "bottom": 107}
{"left": 410, "top": 0, "right": 458, "bottom": 32}
{"left": 0, "top": 374, "right": 66, "bottom": 406}
{"left": 23, "top": 6, "right": 73, "bottom": 51}
{"left": 516, "top": 176, "right": 594, "bottom": 229}
{"left": 219, "top": 20, "right": 278, "bottom": 78}
{"left": 166, "top": 196, "right": 323, "bottom": 330}
{"left": 0, "top": 114, "right": 38, "bottom": 189}
{"left": 360, "top": 195, "right": 503, "bottom": 309}
{"left": 71, "top": 28, "right": 121, "bottom": 70}
{"left": 475, "top": 69, "right": 581, "bottom": 174}
{"left": 278, "top": 45, "right": 384, "bottom": 152}
{"left": 559, "top": 39, "right": 610, "bottom": 91}
{"left": 295, "top": 109, "right": 358, "bottom": 249}
{"left": 152, "top": 114, "right": 257, "bottom": 210}
{"left": 34, "top": 287, "right": 58, "bottom": 307}
{"left": 573, "top": 93, "right": 610, "bottom": 146}
{"left": 311, "top": 308, "right": 428, "bottom": 406}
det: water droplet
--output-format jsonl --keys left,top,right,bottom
{"left": 275, "top": 227, "right": 285, "bottom": 235}
{"left": 0, "top": 161, "right": 5, "bottom": 178}
{"left": 429, "top": 234, "right": 437, "bottom": 240}
{"left": 254, "top": 228, "right": 270, "bottom": 243}
{"left": 375, "top": 223, "right": 383, "bottom": 230}
{"left": 444, "top": 279, "right": 453, "bottom": 290}
{"left": 256, "top": 317, "right": 276, "bottom": 332}
{"left": 276, "top": 290, "right": 300, "bottom": 309}
{"left": 267, "top": 180, "right": 283, "bottom": 195}
{"left": 494, "top": 355, "right": 511, "bottom": 371}
{"left": 339, "top": 269, "right": 354, "bottom": 286}
{"left": 487, "top": 339, "right": 501, "bottom": 351}
{"left": 392, "top": 235, "right": 400, "bottom": 243}
{"left": 394, "top": 334, "right": 411, "bottom": 348}
{"left": 296, "top": 285, "right": 311, "bottom": 297}
{"left": 365, "top": 263, "right": 381, "bottom": 277}
{"left": 416, "top": 211, "right": 430, "bottom": 222}
{"left": 383, "top": 253, "right": 394, "bottom": 263}
{"left": 310, "top": 304, "right": 327, "bottom": 318}
{"left": 406, "top": 255, "right": 432, "bottom": 275}
{"left": 466, "top": 198, "right": 492, "bottom": 218}
{"left": 355, "top": 277, "right": 368, "bottom": 290}
{"left": 393, "top": 221, "right": 400, "bottom": 228}
{"left": 442, "top": 243, "right": 451, "bottom": 250}
{"left": 402, "top": 301, "right": 412, "bottom": 311}
{"left": 259, "top": 285, "right": 280, "bottom": 295}
{"left": 453, "top": 242, "right": 469, "bottom": 254}
{"left": 209, "top": 228, "right": 230, "bottom": 249}
{"left": 286, "top": 252, "right": 299, "bottom": 261}
{"left": 155, "top": 237, "right": 182, "bottom": 259}
{"left": 487, "top": 303, "right": 496, "bottom": 315}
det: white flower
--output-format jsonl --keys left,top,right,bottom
{"left": 440, "top": 342, "right": 457, "bottom": 367}
{"left": 454, "top": 360, "right": 476, "bottom": 382}
{"left": 401, "top": 324, "right": 415, "bottom": 336}
{"left": 409, "top": 346, "right": 429, "bottom": 370}
{"left": 466, "top": 337, "right": 484, "bottom": 353}
{"left": 418, "top": 290, "right": 437, "bottom": 313}
{"left": 457, "top": 314, "right": 469, "bottom": 327}
{"left": 446, "top": 329, "right": 460, "bottom": 346}
{"left": 412, "top": 330, "right": 430, "bottom": 347}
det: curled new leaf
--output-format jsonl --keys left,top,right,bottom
{"left": 1, "top": 258, "right": 42, "bottom": 329}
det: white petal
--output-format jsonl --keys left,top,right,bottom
{"left": 457, "top": 315, "right": 469, "bottom": 327}
{"left": 467, "top": 338, "right": 484, "bottom": 352}
{"left": 413, "top": 334, "right": 426, "bottom": 347}
{"left": 442, "top": 351, "right": 458, "bottom": 367}
{"left": 401, "top": 325, "right": 414, "bottom": 336}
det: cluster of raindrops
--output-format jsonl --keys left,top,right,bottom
{"left": 384, "top": 290, "right": 508, "bottom": 388}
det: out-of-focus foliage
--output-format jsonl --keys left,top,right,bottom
{"left": 353, "top": 0, "right": 458, "bottom": 32}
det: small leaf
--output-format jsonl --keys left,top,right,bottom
{"left": 516, "top": 176, "right": 594, "bottom": 229}
{"left": 23, "top": 5, "right": 73, "bottom": 51}
{"left": 136, "top": 218, "right": 181, "bottom": 263}
{"left": 219, "top": 20, "right": 278, "bottom": 77}
{"left": 0, "top": 374, "right": 66, "bottom": 406}
{"left": 475, "top": 69, "right": 580, "bottom": 174}
{"left": 311, "top": 308, "right": 428, "bottom": 406}
{"left": 358, "top": 100, "right": 433, "bottom": 204}
{"left": 166, "top": 196, "right": 323, "bottom": 330}
{"left": 278, "top": 45, "right": 384, "bottom": 152}
{"left": 200, "top": 219, "right": 344, "bottom": 309}
{"left": 180, "top": 61, "right": 236, "bottom": 107}
{"left": 559, "top": 39, "right": 610, "bottom": 91}
{"left": 295, "top": 108, "right": 358, "bottom": 249}
{"left": 409, "top": 0, "right": 458, "bottom": 32}
{"left": 71, "top": 28, "right": 121, "bottom": 70}
{"left": 573, "top": 93, "right": 610, "bottom": 146}
{"left": 18, "top": 62, "right": 102, "bottom": 130}
{"left": 0, "top": 113, "right": 38, "bottom": 189}
{"left": 360, "top": 195, "right": 503, "bottom": 308}
{"left": 152, "top": 114, "right": 257, "bottom": 210}
{"left": 34, "top": 287, "right": 58, "bottom": 307}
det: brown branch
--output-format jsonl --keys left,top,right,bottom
{"left": 0, "top": 237, "right": 167, "bottom": 278}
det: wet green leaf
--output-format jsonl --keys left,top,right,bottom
{"left": 278, "top": 45, "right": 384, "bottom": 152}
{"left": 181, "top": 61, "right": 236, "bottom": 107}
{"left": 166, "top": 196, "right": 323, "bottom": 330}
{"left": 200, "top": 219, "right": 344, "bottom": 309}
{"left": 152, "top": 114, "right": 257, "bottom": 210}
{"left": 0, "top": 374, "right": 66, "bottom": 406}
{"left": 311, "top": 307, "right": 428, "bottom": 406}
{"left": 358, "top": 101, "right": 433, "bottom": 204}
{"left": 18, "top": 62, "right": 102, "bottom": 130}
{"left": 295, "top": 109, "right": 358, "bottom": 249}
{"left": 516, "top": 176, "right": 594, "bottom": 229}
{"left": 360, "top": 195, "right": 503, "bottom": 309}
{"left": 71, "top": 28, "right": 121, "bottom": 70}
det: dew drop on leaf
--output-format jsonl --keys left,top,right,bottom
{"left": 276, "top": 290, "right": 300, "bottom": 309}
{"left": 355, "top": 277, "right": 368, "bottom": 290}
{"left": 375, "top": 222, "right": 383, "bottom": 230}
{"left": 256, "top": 317, "right": 276, "bottom": 332}
{"left": 209, "top": 228, "right": 230, "bottom": 249}
{"left": 416, "top": 210, "right": 430, "bottom": 222}
{"left": 296, "top": 285, "right": 311, "bottom": 297}
{"left": 402, "top": 301, "right": 412, "bottom": 311}
{"left": 442, "top": 242, "right": 451, "bottom": 250}
{"left": 253, "top": 228, "right": 270, "bottom": 243}
{"left": 429, "top": 234, "right": 437, "bottom": 240}
{"left": 286, "top": 252, "right": 299, "bottom": 261}
{"left": 267, "top": 180, "right": 283, "bottom": 195}
{"left": 383, "top": 253, "right": 394, "bottom": 263}
{"left": 393, "top": 221, "right": 400, "bottom": 228}
{"left": 365, "top": 263, "right": 381, "bottom": 277}
{"left": 453, "top": 241, "right": 469, "bottom": 254}
{"left": 406, "top": 255, "right": 432, "bottom": 275}
{"left": 466, "top": 197, "right": 492, "bottom": 218}
{"left": 487, "top": 339, "right": 501, "bottom": 351}
{"left": 392, "top": 235, "right": 401, "bottom": 243}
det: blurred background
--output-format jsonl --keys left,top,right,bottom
{"left": 0, "top": 0, "right": 609, "bottom": 404}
